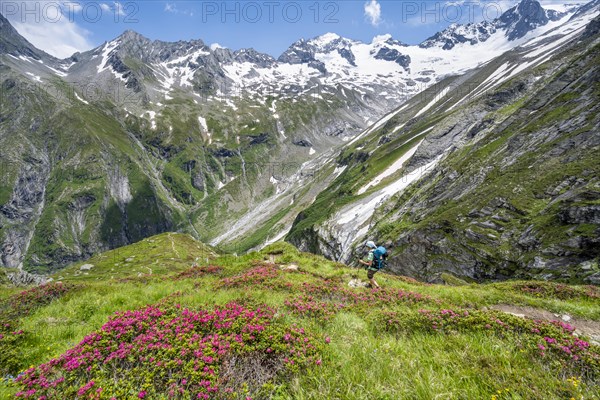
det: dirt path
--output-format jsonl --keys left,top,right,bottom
{"left": 491, "top": 304, "right": 600, "bottom": 344}
{"left": 168, "top": 233, "right": 181, "bottom": 259}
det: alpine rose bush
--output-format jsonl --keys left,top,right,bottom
{"left": 0, "top": 282, "right": 76, "bottom": 376}
{"left": 219, "top": 265, "right": 293, "bottom": 291}
{"left": 1, "top": 282, "right": 76, "bottom": 318}
{"left": 378, "top": 308, "right": 600, "bottom": 381}
{"left": 175, "top": 265, "right": 223, "bottom": 281}
{"left": 15, "top": 302, "right": 323, "bottom": 399}
{"left": 494, "top": 281, "right": 600, "bottom": 300}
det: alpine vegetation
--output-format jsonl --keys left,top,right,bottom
{"left": 1, "top": 0, "right": 600, "bottom": 398}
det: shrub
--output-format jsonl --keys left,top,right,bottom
{"left": 376, "top": 308, "right": 600, "bottom": 381}
{"left": 0, "top": 320, "right": 29, "bottom": 376}
{"left": 15, "top": 302, "right": 324, "bottom": 399}
{"left": 493, "top": 281, "right": 600, "bottom": 301}
{"left": 0, "top": 282, "right": 76, "bottom": 376}
{"left": 283, "top": 280, "right": 435, "bottom": 322}
{"left": 0, "top": 282, "right": 77, "bottom": 319}
{"left": 219, "top": 265, "right": 292, "bottom": 291}
{"left": 284, "top": 295, "right": 346, "bottom": 321}
{"left": 174, "top": 265, "right": 223, "bottom": 281}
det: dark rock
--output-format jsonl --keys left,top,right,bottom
{"left": 467, "top": 209, "right": 483, "bottom": 218}
{"left": 518, "top": 225, "right": 540, "bottom": 250}
{"left": 584, "top": 272, "right": 600, "bottom": 285}
{"left": 212, "top": 148, "right": 236, "bottom": 158}
{"left": 277, "top": 40, "right": 314, "bottom": 64}
{"left": 582, "top": 15, "right": 600, "bottom": 39}
{"left": 490, "top": 197, "right": 525, "bottom": 215}
{"left": 498, "top": 0, "right": 549, "bottom": 41}
{"left": 465, "top": 228, "right": 489, "bottom": 242}
{"left": 233, "top": 48, "right": 276, "bottom": 68}
{"left": 473, "top": 220, "right": 502, "bottom": 231}
{"left": 491, "top": 214, "right": 510, "bottom": 223}
{"left": 485, "top": 81, "right": 527, "bottom": 109}
{"left": 558, "top": 205, "right": 600, "bottom": 224}
{"left": 67, "top": 195, "right": 96, "bottom": 211}
{"left": 562, "top": 236, "right": 583, "bottom": 249}
{"left": 378, "top": 136, "right": 391, "bottom": 145}
{"left": 192, "top": 172, "right": 205, "bottom": 191}
{"left": 308, "top": 60, "right": 327, "bottom": 74}
{"left": 338, "top": 48, "right": 356, "bottom": 66}
{"left": 373, "top": 48, "right": 411, "bottom": 69}
{"left": 249, "top": 133, "right": 270, "bottom": 145}
{"left": 293, "top": 139, "right": 313, "bottom": 148}
{"left": 354, "top": 152, "right": 370, "bottom": 163}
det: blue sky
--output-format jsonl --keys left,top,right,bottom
{"left": 2, "top": 0, "right": 578, "bottom": 58}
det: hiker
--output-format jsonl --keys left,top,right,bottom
{"left": 359, "top": 240, "right": 384, "bottom": 288}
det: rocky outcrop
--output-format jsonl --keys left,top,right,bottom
{"left": 374, "top": 48, "right": 411, "bottom": 69}
{"left": 7, "top": 268, "right": 48, "bottom": 286}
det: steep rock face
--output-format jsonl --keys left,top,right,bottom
{"left": 373, "top": 48, "right": 411, "bottom": 69}
{"left": 420, "top": 21, "right": 498, "bottom": 50}
{"left": 287, "top": 12, "right": 600, "bottom": 284}
{"left": 374, "top": 32, "right": 600, "bottom": 283}
{"left": 0, "top": 13, "right": 54, "bottom": 61}
{"left": 498, "top": 0, "right": 550, "bottom": 40}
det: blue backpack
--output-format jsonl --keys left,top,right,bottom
{"left": 373, "top": 246, "right": 388, "bottom": 270}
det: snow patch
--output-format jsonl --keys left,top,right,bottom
{"left": 25, "top": 72, "right": 42, "bottom": 82}
{"left": 338, "top": 154, "right": 442, "bottom": 226}
{"left": 333, "top": 154, "right": 444, "bottom": 258}
{"left": 415, "top": 87, "right": 451, "bottom": 118}
{"left": 357, "top": 139, "right": 424, "bottom": 195}
{"left": 74, "top": 92, "right": 89, "bottom": 105}
{"left": 141, "top": 111, "right": 157, "bottom": 129}
{"left": 333, "top": 166, "right": 347, "bottom": 177}
{"left": 198, "top": 116, "right": 208, "bottom": 132}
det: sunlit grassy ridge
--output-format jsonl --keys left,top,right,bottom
{"left": 0, "top": 235, "right": 599, "bottom": 399}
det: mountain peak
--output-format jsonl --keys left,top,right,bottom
{"left": 419, "top": 0, "right": 577, "bottom": 49}
{"left": 314, "top": 32, "right": 341, "bottom": 42}
{"left": 118, "top": 30, "right": 148, "bottom": 42}
{"left": 372, "top": 34, "right": 392, "bottom": 44}
{"left": 0, "top": 12, "right": 55, "bottom": 61}
{"left": 498, "top": 0, "right": 550, "bottom": 40}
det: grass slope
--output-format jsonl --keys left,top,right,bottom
{"left": 0, "top": 235, "right": 598, "bottom": 399}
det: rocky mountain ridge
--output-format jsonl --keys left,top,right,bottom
{"left": 0, "top": 0, "right": 598, "bottom": 283}
{"left": 286, "top": 6, "right": 600, "bottom": 284}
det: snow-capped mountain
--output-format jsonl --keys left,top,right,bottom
{"left": 286, "top": 8, "right": 600, "bottom": 283}
{"left": 80, "top": 0, "right": 587, "bottom": 109}
{"left": 1, "top": 0, "right": 589, "bottom": 118}
{"left": 420, "top": 0, "right": 575, "bottom": 50}
{"left": 1, "top": 0, "right": 599, "bottom": 275}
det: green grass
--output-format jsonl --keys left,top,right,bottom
{"left": 1, "top": 236, "right": 599, "bottom": 398}
{"left": 51, "top": 232, "right": 216, "bottom": 282}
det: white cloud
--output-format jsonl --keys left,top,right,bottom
{"left": 98, "top": 2, "right": 124, "bottom": 15}
{"left": 114, "top": 2, "right": 126, "bottom": 16}
{"left": 6, "top": 1, "right": 94, "bottom": 58}
{"left": 165, "top": 2, "right": 177, "bottom": 13}
{"left": 364, "top": 0, "right": 382, "bottom": 27}
{"left": 164, "top": 2, "right": 193, "bottom": 16}
{"left": 210, "top": 43, "right": 225, "bottom": 51}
